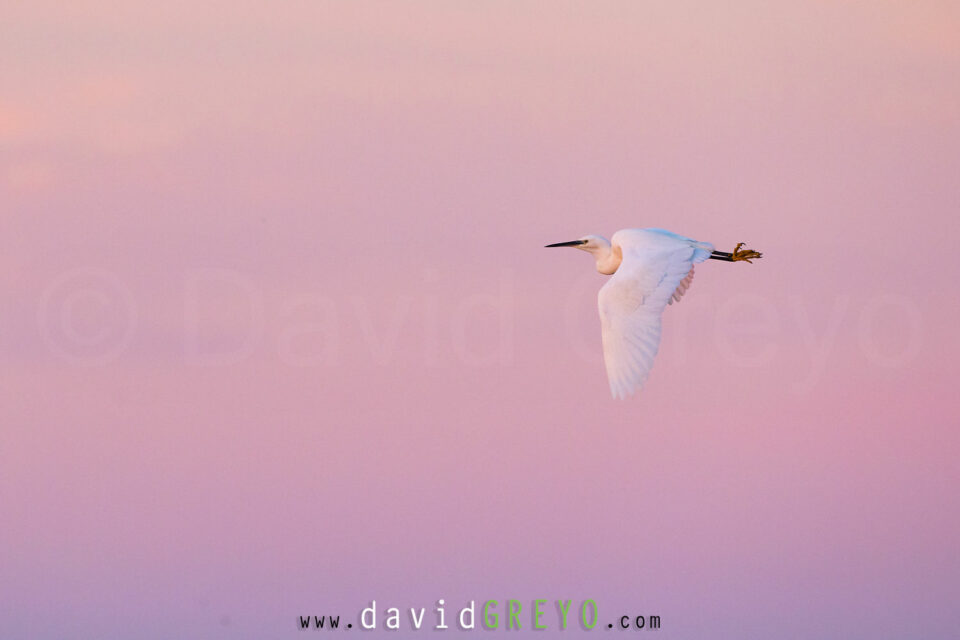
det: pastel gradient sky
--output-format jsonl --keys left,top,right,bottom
{"left": 2, "top": 2, "right": 958, "bottom": 638}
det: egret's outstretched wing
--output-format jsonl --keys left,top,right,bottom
{"left": 598, "top": 231, "right": 711, "bottom": 398}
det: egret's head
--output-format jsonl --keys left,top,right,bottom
{"left": 545, "top": 234, "right": 618, "bottom": 274}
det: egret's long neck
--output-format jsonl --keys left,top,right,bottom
{"left": 592, "top": 242, "right": 621, "bottom": 275}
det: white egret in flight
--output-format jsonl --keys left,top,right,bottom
{"left": 546, "top": 229, "right": 762, "bottom": 399}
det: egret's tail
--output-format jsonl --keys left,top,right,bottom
{"left": 691, "top": 241, "right": 714, "bottom": 263}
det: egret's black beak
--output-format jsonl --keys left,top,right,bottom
{"left": 545, "top": 240, "right": 587, "bottom": 248}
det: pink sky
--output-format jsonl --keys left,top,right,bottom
{"left": 2, "top": 2, "right": 959, "bottom": 638}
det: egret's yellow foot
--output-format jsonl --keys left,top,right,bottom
{"left": 731, "top": 242, "right": 763, "bottom": 263}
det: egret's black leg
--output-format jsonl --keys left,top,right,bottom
{"left": 710, "top": 251, "right": 734, "bottom": 261}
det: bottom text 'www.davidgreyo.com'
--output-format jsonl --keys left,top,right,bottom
{"left": 299, "top": 599, "right": 660, "bottom": 632}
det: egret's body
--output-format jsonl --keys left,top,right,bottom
{"left": 547, "top": 229, "right": 761, "bottom": 399}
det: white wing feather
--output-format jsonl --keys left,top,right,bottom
{"left": 598, "top": 229, "right": 713, "bottom": 398}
